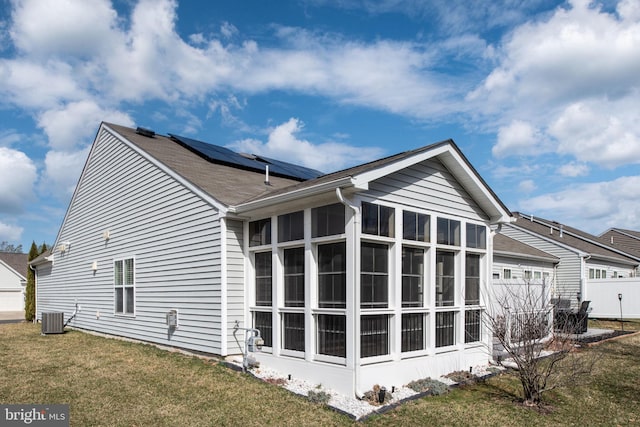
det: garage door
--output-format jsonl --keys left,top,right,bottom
{"left": 0, "top": 290, "right": 25, "bottom": 311}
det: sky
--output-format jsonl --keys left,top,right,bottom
{"left": 1, "top": 0, "right": 640, "bottom": 251}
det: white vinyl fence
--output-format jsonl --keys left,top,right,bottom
{"left": 586, "top": 278, "right": 640, "bottom": 319}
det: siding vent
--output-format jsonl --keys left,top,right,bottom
{"left": 136, "top": 127, "right": 155, "bottom": 138}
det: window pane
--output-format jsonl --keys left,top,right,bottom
{"left": 403, "top": 211, "right": 430, "bottom": 241}
{"left": 317, "top": 314, "right": 345, "bottom": 357}
{"left": 436, "top": 251, "right": 455, "bottom": 307}
{"left": 255, "top": 252, "right": 272, "bottom": 306}
{"left": 115, "top": 288, "right": 123, "bottom": 313}
{"left": 114, "top": 260, "right": 123, "bottom": 286}
{"left": 379, "top": 205, "right": 394, "bottom": 237}
{"left": 361, "top": 202, "right": 378, "bottom": 235}
{"left": 402, "top": 313, "right": 424, "bottom": 352}
{"left": 318, "top": 242, "right": 346, "bottom": 308}
{"left": 249, "top": 218, "right": 271, "bottom": 246}
{"left": 283, "top": 313, "right": 305, "bottom": 352}
{"left": 125, "top": 287, "right": 134, "bottom": 314}
{"left": 254, "top": 312, "right": 272, "bottom": 347}
{"left": 504, "top": 269, "right": 512, "bottom": 279}
{"left": 361, "top": 315, "right": 389, "bottom": 357}
{"left": 124, "top": 258, "right": 134, "bottom": 285}
{"left": 402, "top": 247, "right": 424, "bottom": 307}
{"left": 403, "top": 210, "right": 416, "bottom": 240}
{"left": 436, "top": 311, "right": 455, "bottom": 347}
{"left": 465, "top": 310, "right": 481, "bottom": 343}
{"left": 362, "top": 202, "right": 394, "bottom": 237}
{"left": 466, "top": 223, "right": 486, "bottom": 249}
{"left": 437, "top": 218, "right": 460, "bottom": 245}
{"left": 312, "top": 203, "right": 345, "bottom": 237}
{"left": 284, "top": 247, "right": 305, "bottom": 307}
{"left": 361, "top": 242, "right": 388, "bottom": 309}
{"left": 465, "top": 254, "right": 480, "bottom": 305}
{"left": 278, "top": 211, "right": 304, "bottom": 242}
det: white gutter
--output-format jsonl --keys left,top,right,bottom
{"left": 230, "top": 177, "right": 354, "bottom": 214}
{"left": 336, "top": 187, "right": 364, "bottom": 399}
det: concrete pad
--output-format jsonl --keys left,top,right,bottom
{"left": 0, "top": 311, "right": 25, "bottom": 322}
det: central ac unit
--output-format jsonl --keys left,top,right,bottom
{"left": 42, "top": 312, "right": 65, "bottom": 334}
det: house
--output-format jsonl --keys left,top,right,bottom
{"left": 31, "top": 122, "right": 512, "bottom": 396}
{"left": 500, "top": 213, "right": 639, "bottom": 313}
{"left": 0, "top": 252, "right": 28, "bottom": 312}
{"left": 599, "top": 228, "right": 640, "bottom": 261}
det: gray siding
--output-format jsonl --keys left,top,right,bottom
{"left": 225, "top": 218, "right": 245, "bottom": 355}
{"left": 367, "top": 158, "right": 488, "bottom": 221}
{"left": 501, "top": 225, "right": 582, "bottom": 306}
{"left": 36, "top": 127, "right": 223, "bottom": 354}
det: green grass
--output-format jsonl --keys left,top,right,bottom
{"left": 1, "top": 322, "right": 639, "bottom": 426}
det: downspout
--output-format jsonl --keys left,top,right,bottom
{"left": 336, "top": 187, "right": 364, "bottom": 399}
{"left": 580, "top": 255, "right": 591, "bottom": 305}
{"left": 29, "top": 263, "right": 36, "bottom": 323}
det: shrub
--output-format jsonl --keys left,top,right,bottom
{"left": 406, "top": 378, "right": 449, "bottom": 395}
{"left": 308, "top": 386, "right": 331, "bottom": 405}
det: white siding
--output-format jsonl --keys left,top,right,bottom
{"left": 367, "top": 158, "right": 488, "bottom": 221}
{"left": 225, "top": 218, "right": 245, "bottom": 355}
{"left": 500, "top": 225, "right": 582, "bottom": 307}
{"left": 36, "top": 128, "right": 223, "bottom": 354}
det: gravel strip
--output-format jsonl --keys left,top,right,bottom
{"left": 227, "top": 359, "right": 504, "bottom": 420}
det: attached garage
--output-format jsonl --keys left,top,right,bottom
{"left": 0, "top": 252, "right": 27, "bottom": 313}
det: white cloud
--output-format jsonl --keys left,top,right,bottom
{"left": 0, "top": 221, "right": 23, "bottom": 243}
{"left": 493, "top": 120, "right": 548, "bottom": 158}
{"left": 518, "top": 179, "right": 536, "bottom": 193}
{"left": 228, "top": 118, "right": 384, "bottom": 172}
{"left": 37, "top": 101, "right": 134, "bottom": 150}
{"left": 549, "top": 100, "right": 640, "bottom": 168}
{"left": 42, "top": 147, "right": 91, "bottom": 200}
{"left": 557, "top": 161, "right": 589, "bottom": 177}
{"left": 518, "top": 175, "right": 640, "bottom": 233}
{"left": 0, "top": 147, "right": 37, "bottom": 213}
{"left": 9, "top": 0, "right": 120, "bottom": 57}
{"left": 473, "top": 0, "right": 640, "bottom": 168}
{"left": 220, "top": 22, "right": 238, "bottom": 39}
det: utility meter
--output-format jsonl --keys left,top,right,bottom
{"left": 166, "top": 309, "right": 178, "bottom": 328}
{"left": 247, "top": 335, "right": 264, "bottom": 352}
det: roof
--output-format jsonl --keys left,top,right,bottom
{"left": 511, "top": 212, "right": 639, "bottom": 265}
{"left": 0, "top": 252, "right": 28, "bottom": 279}
{"left": 106, "top": 123, "right": 302, "bottom": 207}
{"left": 599, "top": 228, "right": 640, "bottom": 258}
{"left": 493, "top": 233, "right": 559, "bottom": 263}
{"left": 106, "top": 123, "right": 512, "bottom": 223}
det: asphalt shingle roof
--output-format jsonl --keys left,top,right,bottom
{"left": 512, "top": 212, "right": 638, "bottom": 265}
{"left": 0, "top": 252, "right": 28, "bottom": 279}
{"left": 493, "top": 233, "right": 559, "bottom": 262}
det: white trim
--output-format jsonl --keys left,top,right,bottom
{"left": 231, "top": 177, "right": 354, "bottom": 214}
{"left": 220, "top": 215, "right": 228, "bottom": 356}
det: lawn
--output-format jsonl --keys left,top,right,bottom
{"left": 1, "top": 322, "right": 639, "bottom": 426}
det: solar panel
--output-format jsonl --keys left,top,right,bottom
{"left": 169, "top": 134, "right": 324, "bottom": 181}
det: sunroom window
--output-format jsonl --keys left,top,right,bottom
{"left": 284, "top": 247, "right": 304, "bottom": 307}
{"left": 436, "top": 251, "right": 455, "bottom": 307}
{"left": 466, "top": 223, "right": 486, "bottom": 249}
{"left": 362, "top": 202, "right": 394, "bottom": 237}
{"left": 254, "top": 252, "right": 272, "bottom": 306}
{"left": 249, "top": 218, "right": 271, "bottom": 246}
{"left": 403, "top": 210, "right": 429, "bottom": 242}
{"left": 312, "top": 203, "right": 345, "bottom": 237}
{"left": 437, "top": 217, "right": 460, "bottom": 246}
{"left": 465, "top": 253, "right": 480, "bottom": 305}
{"left": 317, "top": 314, "right": 346, "bottom": 357}
{"left": 278, "top": 211, "right": 304, "bottom": 242}
{"left": 361, "top": 242, "right": 388, "bottom": 309}
{"left": 317, "top": 242, "right": 346, "bottom": 309}
{"left": 361, "top": 314, "right": 389, "bottom": 357}
{"left": 402, "top": 246, "right": 424, "bottom": 307}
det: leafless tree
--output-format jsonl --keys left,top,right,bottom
{"left": 485, "top": 280, "right": 597, "bottom": 406}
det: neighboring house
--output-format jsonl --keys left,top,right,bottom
{"left": 501, "top": 213, "right": 639, "bottom": 312}
{"left": 0, "top": 252, "right": 28, "bottom": 312}
{"left": 599, "top": 228, "right": 640, "bottom": 262}
{"left": 31, "top": 122, "right": 511, "bottom": 396}
{"left": 492, "top": 233, "right": 559, "bottom": 286}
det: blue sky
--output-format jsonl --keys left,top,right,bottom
{"left": 1, "top": 0, "right": 640, "bottom": 250}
